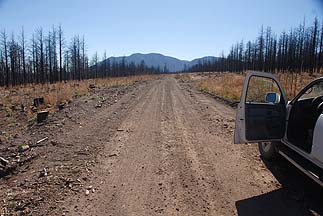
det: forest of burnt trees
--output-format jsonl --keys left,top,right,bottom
{"left": 2, "top": 18, "right": 323, "bottom": 88}
{"left": 0, "top": 25, "right": 163, "bottom": 87}
{"left": 189, "top": 18, "right": 323, "bottom": 75}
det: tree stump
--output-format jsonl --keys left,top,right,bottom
{"left": 37, "top": 110, "right": 49, "bottom": 123}
{"left": 58, "top": 103, "right": 65, "bottom": 110}
{"left": 33, "top": 97, "right": 45, "bottom": 107}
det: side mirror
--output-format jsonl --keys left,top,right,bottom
{"left": 265, "top": 92, "right": 280, "bottom": 104}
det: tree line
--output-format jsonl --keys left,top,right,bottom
{"left": 188, "top": 18, "right": 323, "bottom": 75}
{"left": 0, "top": 26, "right": 163, "bottom": 87}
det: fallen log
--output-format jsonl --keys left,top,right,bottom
{"left": 30, "top": 137, "right": 49, "bottom": 148}
{"left": 0, "top": 156, "right": 9, "bottom": 166}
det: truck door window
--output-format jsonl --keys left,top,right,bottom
{"left": 299, "top": 81, "right": 323, "bottom": 100}
{"left": 246, "top": 76, "right": 282, "bottom": 104}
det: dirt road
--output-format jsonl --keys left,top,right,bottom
{"left": 1, "top": 77, "right": 322, "bottom": 215}
{"left": 58, "top": 77, "right": 321, "bottom": 215}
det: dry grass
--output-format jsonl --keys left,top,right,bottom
{"left": 176, "top": 71, "right": 322, "bottom": 103}
{"left": 277, "top": 72, "right": 320, "bottom": 99}
{"left": 0, "top": 74, "right": 160, "bottom": 141}
{"left": 0, "top": 74, "right": 159, "bottom": 117}
{"left": 197, "top": 72, "right": 245, "bottom": 102}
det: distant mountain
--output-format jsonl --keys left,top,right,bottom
{"left": 101, "top": 53, "right": 218, "bottom": 72}
{"left": 189, "top": 56, "right": 219, "bottom": 67}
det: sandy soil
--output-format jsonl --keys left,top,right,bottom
{"left": 1, "top": 77, "right": 322, "bottom": 216}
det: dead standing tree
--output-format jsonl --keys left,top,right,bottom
{"left": 1, "top": 30, "right": 9, "bottom": 87}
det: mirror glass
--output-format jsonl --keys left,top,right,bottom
{"left": 265, "top": 92, "right": 280, "bottom": 103}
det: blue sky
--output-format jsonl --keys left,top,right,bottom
{"left": 0, "top": 0, "right": 322, "bottom": 60}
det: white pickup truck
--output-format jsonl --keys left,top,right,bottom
{"left": 234, "top": 71, "right": 323, "bottom": 187}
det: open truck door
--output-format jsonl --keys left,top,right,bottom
{"left": 234, "top": 71, "right": 288, "bottom": 144}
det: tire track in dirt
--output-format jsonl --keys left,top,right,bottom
{"left": 53, "top": 81, "right": 160, "bottom": 215}
{"left": 63, "top": 77, "right": 321, "bottom": 216}
{"left": 68, "top": 80, "right": 166, "bottom": 215}
{"left": 167, "top": 80, "right": 275, "bottom": 215}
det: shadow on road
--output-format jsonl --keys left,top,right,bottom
{"left": 236, "top": 157, "right": 323, "bottom": 216}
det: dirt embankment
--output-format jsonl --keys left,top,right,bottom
{"left": 1, "top": 77, "right": 322, "bottom": 215}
